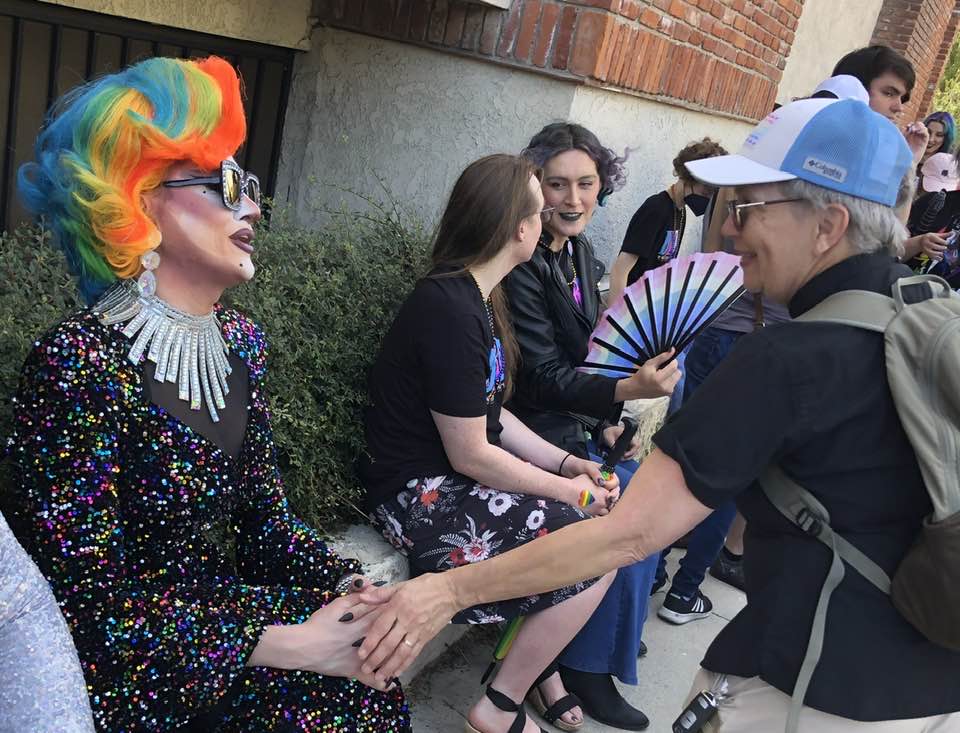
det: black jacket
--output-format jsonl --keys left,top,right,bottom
{"left": 505, "top": 234, "right": 621, "bottom": 457}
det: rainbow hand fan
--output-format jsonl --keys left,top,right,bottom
{"left": 580, "top": 252, "right": 745, "bottom": 377}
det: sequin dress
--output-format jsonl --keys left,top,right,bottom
{"left": 6, "top": 306, "right": 411, "bottom": 733}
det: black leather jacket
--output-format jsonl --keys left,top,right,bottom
{"left": 505, "top": 234, "right": 621, "bottom": 458}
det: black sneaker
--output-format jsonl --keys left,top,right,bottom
{"left": 650, "top": 575, "right": 667, "bottom": 596}
{"left": 709, "top": 552, "right": 746, "bottom": 592}
{"left": 658, "top": 590, "right": 713, "bottom": 625}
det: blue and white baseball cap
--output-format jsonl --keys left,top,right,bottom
{"left": 685, "top": 98, "right": 912, "bottom": 206}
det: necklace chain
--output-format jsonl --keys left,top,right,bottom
{"left": 674, "top": 201, "right": 686, "bottom": 246}
{"left": 468, "top": 272, "right": 495, "bottom": 335}
{"left": 564, "top": 242, "right": 579, "bottom": 286}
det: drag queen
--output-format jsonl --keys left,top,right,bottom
{"left": 8, "top": 55, "right": 410, "bottom": 732}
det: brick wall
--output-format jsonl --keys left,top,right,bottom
{"left": 312, "top": 0, "right": 803, "bottom": 121}
{"left": 919, "top": 2, "right": 960, "bottom": 113}
{"left": 871, "top": 0, "right": 957, "bottom": 119}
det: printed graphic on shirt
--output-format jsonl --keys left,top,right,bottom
{"left": 486, "top": 337, "right": 505, "bottom": 402}
{"left": 658, "top": 229, "right": 681, "bottom": 261}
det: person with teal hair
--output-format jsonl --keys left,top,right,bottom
{"left": 8, "top": 55, "right": 410, "bottom": 731}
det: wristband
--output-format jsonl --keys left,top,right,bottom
{"left": 558, "top": 452, "right": 573, "bottom": 475}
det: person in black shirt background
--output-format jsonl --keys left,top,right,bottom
{"left": 608, "top": 138, "right": 727, "bottom": 303}
{"left": 356, "top": 99, "right": 960, "bottom": 732}
{"left": 361, "top": 154, "right": 621, "bottom": 733}
{"left": 506, "top": 123, "right": 681, "bottom": 731}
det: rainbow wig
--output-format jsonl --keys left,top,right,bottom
{"left": 18, "top": 56, "right": 246, "bottom": 303}
{"left": 924, "top": 111, "right": 956, "bottom": 156}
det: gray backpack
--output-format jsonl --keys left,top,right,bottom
{"left": 759, "top": 274, "right": 960, "bottom": 733}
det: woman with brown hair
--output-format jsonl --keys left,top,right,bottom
{"left": 361, "top": 154, "right": 618, "bottom": 733}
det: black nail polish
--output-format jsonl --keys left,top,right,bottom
{"left": 352, "top": 637, "right": 365, "bottom": 647}
{"left": 373, "top": 580, "right": 388, "bottom": 587}
{"left": 353, "top": 578, "right": 364, "bottom": 588}
{"left": 338, "top": 613, "right": 354, "bottom": 622}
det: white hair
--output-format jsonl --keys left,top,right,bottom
{"left": 775, "top": 172, "right": 914, "bottom": 258}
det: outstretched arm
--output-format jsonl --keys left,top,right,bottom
{"left": 356, "top": 448, "right": 711, "bottom": 685}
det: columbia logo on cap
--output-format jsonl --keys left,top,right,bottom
{"left": 802, "top": 157, "right": 847, "bottom": 183}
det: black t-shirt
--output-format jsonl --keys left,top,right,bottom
{"left": 654, "top": 252, "right": 960, "bottom": 721}
{"left": 620, "top": 191, "right": 684, "bottom": 285}
{"left": 361, "top": 270, "right": 505, "bottom": 509}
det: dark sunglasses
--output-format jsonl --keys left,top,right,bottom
{"left": 726, "top": 197, "right": 804, "bottom": 230}
{"left": 162, "top": 159, "right": 261, "bottom": 211}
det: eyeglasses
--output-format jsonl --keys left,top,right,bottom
{"left": 162, "top": 159, "right": 261, "bottom": 211}
{"left": 539, "top": 206, "right": 557, "bottom": 224}
{"left": 726, "top": 198, "right": 804, "bottom": 230}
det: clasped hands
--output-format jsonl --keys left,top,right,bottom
{"left": 315, "top": 453, "right": 619, "bottom": 690}
{"left": 287, "top": 573, "right": 453, "bottom": 692}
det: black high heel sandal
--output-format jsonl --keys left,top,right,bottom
{"left": 525, "top": 663, "right": 583, "bottom": 732}
{"left": 465, "top": 686, "right": 546, "bottom": 733}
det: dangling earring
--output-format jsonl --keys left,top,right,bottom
{"left": 138, "top": 248, "right": 160, "bottom": 297}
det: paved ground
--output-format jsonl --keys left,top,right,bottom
{"left": 407, "top": 552, "right": 747, "bottom": 732}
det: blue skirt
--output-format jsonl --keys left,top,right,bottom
{"left": 557, "top": 443, "right": 658, "bottom": 685}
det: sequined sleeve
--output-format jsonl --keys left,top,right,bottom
{"left": 224, "top": 311, "right": 362, "bottom": 592}
{"left": 7, "top": 317, "right": 331, "bottom": 729}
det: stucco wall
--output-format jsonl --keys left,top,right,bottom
{"left": 37, "top": 0, "right": 312, "bottom": 49}
{"left": 277, "top": 27, "right": 576, "bottom": 242}
{"left": 776, "top": 0, "right": 885, "bottom": 103}
{"left": 567, "top": 87, "right": 752, "bottom": 265}
{"left": 277, "top": 27, "right": 755, "bottom": 268}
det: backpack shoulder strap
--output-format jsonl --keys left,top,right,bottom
{"left": 760, "top": 466, "right": 893, "bottom": 591}
{"left": 759, "top": 466, "right": 892, "bottom": 733}
{"left": 794, "top": 289, "right": 894, "bottom": 332}
{"left": 797, "top": 275, "right": 953, "bottom": 331}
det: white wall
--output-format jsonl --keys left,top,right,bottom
{"left": 567, "top": 86, "right": 752, "bottom": 264}
{"left": 277, "top": 27, "right": 760, "bottom": 268}
{"left": 277, "top": 27, "right": 576, "bottom": 234}
{"left": 776, "top": 0, "right": 885, "bottom": 103}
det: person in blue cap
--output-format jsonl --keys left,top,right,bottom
{"left": 356, "top": 98, "right": 960, "bottom": 733}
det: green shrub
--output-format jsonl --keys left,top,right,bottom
{"left": 0, "top": 224, "right": 84, "bottom": 424}
{"left": 0, "top": 204, "right": 431, "bottom": 531}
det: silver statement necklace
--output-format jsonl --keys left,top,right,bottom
{"left": 94, "top": 281, "right": 232, "bottom": 422}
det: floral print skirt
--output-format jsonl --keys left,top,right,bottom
{"left": 370, "top": 473, "right": 599, "bottom": 624}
